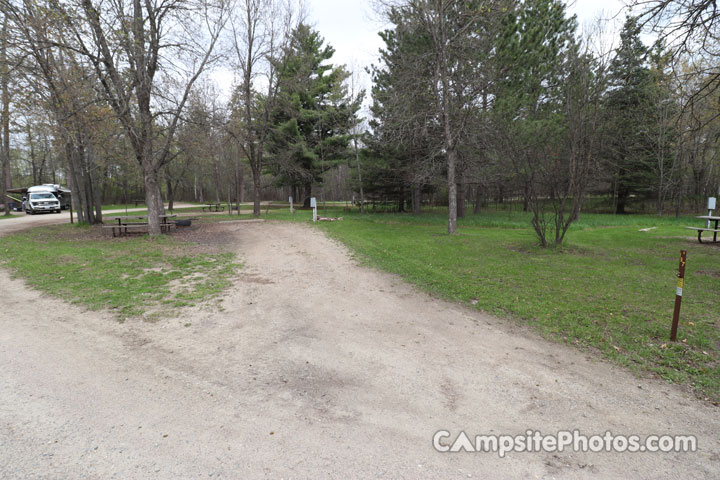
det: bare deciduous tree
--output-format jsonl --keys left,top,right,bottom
{"left": 228, "top": 0, "right": 302, "bottom": 217}
{"left": 61, "top": 0, "right": 230, "bottom": 234}
{"left": 0, "top": 7, "right": 12, "bottom": 212}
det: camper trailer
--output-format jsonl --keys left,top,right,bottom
{"left": 25, "top": 184, "right": 71, "bottom": 214}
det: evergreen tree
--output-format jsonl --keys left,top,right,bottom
{"left": 369, "top": 2, "right": 504, "bottom": 219}
{"left": 266, "top": 24, "right": 360, "bottom": 206}
{"left": 367, "top": 5, "right": 441, "bottom": 213}
{"left": 603, "top": 16, "right": 655, "bottom": 214}
{"left": 493, "top": 0, "right": 580, "bottom": 244}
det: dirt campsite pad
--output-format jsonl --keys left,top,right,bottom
{"left": 0, "top": 218, "right": 719, "bottom": 478}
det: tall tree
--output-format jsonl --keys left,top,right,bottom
{"left": 493, "top": 0, "right": 596, "bottom": 246}
{"left": 54, "top": 0, "right": 229, "bottom": 234}
{"left": 603, "top": 16, "right": 655, "bottom": 214}
{"left": 4, "top": 0, "right": 108, "bottom": 222}
{"left": 266, "top": 24, "right": 360, "bottom": 207}
{"left": 646, "top": 42, "right": 679, "bottom": 215}
{"left": 633, "top": 0, "right": 720, "bottom": 200}
{"left": 375, "top": 1, "right": 503, "bottom": 230}
{"left": 370, "top": 5, "right": 442, "bottom": 214}
{"left": 229, "top": 0, "right": 301, "bottom": 217}
{"left": 0, "top": 7, "right": 11, "bottom": 214}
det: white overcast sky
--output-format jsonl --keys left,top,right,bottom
{"left": 304, "top": 0, "right": 629, "bottom": 112}
{"left": 212, "top": 1, "right": 630, "bottom": 103}
{"left": 306, "top": 0, "right": 628, "bottom": 78}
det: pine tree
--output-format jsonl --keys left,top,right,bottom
{"left": 367, "top": 5, "right": 440, "bottom": 213}
{"left": 493, "top": 0, "right": 579, "bottom": 245}
{"left": 266, "top": 24, "right": 360, "bottom": 207}
{"left": 604, "top": 16, "right": 655, "bottom": 214}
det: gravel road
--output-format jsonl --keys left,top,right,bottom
{"left": 0, "top": 216, "right": 718, "bottom": 478}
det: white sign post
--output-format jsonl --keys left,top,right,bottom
{"left": 289, "top": 196, "right": 294, "bottom": 214}
{"left": 708, "top": 197, "right": 717, "bottom": 227}
{"left": 310, "top": 197, "right": 317, "bottom": 222}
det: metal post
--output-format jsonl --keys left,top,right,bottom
{"left": 707, "top": 197, "right": 716, "bottom": 228}
{"left": 670, "top": 250, "right": 687, "bottom": 341}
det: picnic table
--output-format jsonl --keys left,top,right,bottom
{"left": 686, "top": 215, "right": 720, "bottom": 243}
{"left": 104, "top": 214, "right": 177, "bottom": 237}
{"left": 202, "top": 203, "right": 224, "bottom": 212}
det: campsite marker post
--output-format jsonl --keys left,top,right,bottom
{"left": 311, "top": 197, "right": 317, "bottom": 222}
{"left": 670, "top": 250, "right": 687, "bottom": 342}
{"left": 289, "top": 196, "right": 294, "bottom": 214}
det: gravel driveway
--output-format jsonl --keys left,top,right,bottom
{"left": 0, "top": 217, "right": 718, "bottom": 478}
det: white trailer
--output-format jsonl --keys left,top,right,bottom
{"left": 25, "top": 185, "right": 71, "bottom": 214}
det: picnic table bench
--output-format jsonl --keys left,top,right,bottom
{"left": 104, "top": 214, "right": 177, "bottom": 237}
{"left": 202, "top": 203, "right": 224, "bottom": 212}
{"left": 686, "top": 215, "right": 720, "bottom": 243}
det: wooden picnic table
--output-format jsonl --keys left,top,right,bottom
{"left": 105, "top": 214, "right": 177, "bottom": 237}
{"left": 109, "top": 215, "right": 146, "bottom": 226}
{"left": 202, "top": 203, "right": 224, "bottom": 212}
{"left": 108, "top": 214, "right": 176, "bottom": 224}
{"left": 686, "top": 215, "right": 720, "bottom": 243}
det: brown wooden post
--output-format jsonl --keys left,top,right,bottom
{"left": 670, "top": 250, "right": 687, "bottom": 341}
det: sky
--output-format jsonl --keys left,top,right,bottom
{"left": 212, "top": 0, "right": 630, "bottom": 103}
{"left": 305, "top": 0, "right": 628, "bottom": 84}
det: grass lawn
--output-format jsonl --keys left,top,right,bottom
{"left": 101, "top": 202, "right": 291, "bottom": 213}
{"left": 0, "top": 224, "right": 239, "bottom": 320}
{"left": 101, "top": 203, "right": 151, "bottom": 211}
{"left": 270, "top": 206, "right": 720, "bottom": 401}
{"left": 1, "top": 203, "right": 717, "bottom": 400}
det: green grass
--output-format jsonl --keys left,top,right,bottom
{"left": 2, "top": 202, "right": 718, "bottom": 399}
{"left": 101, "top": 203, "right": 151, "bottom": 211}
{"left": 0, "top": 224, "right": 240, "bottom": 320}
{"left": 274, "top": 206, "right": 720, "bottom": 401}
{"left": 101, "top": 202, "right": 291, "bottom": 213}
{"left": 101, "top": 204, "right": 290, "bottom": 217}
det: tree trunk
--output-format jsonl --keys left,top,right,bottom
{"left": 238, "top": 166, "right": 245, "bottom": 203}
{"left": 75, "top": 138, "right": 97, "bottom": 224}
{"left": 233, "top": 160, "right": 241, "bottom": 214}
{"left": 252, "top": 176, "right": 261, "bottom": 216}
{"left": 446, "top": 149, "right": 457, "bottom": 234}
{"left": 66, "top": 141, "right": 86, "bottom": 223}
{"left": 436, "top": 11, "right": 456, "bottom": 234}
{"left": 616, "top": 186, "right": 628, "bottom": 214}
{"left": 303, "top": 181, "right": 312, "bottom": 208}
{"left": 0, "top": 11, "right": 10, "bottom": 215}
{"left": 86, "top": 144, "right": 103, "bottom": 223}
{"left": 213, "top": 154, "right": 221, "bottom": 205}
{"left": 353, "top": 136, "right": 365, "bottom": 214}
{"left": 166, "top": 176, "right": 174, "bottom": 211}
{"left": 412, "top": 183, "right": 421, "bottom": 214}
{"left": 474, "top": 185, "right": 482, "bottom": 214}
{"left": 143, "top": 164, "right": 164, "bottom": 236}
{"left": 457, "top": 182, "right": 466, "bottom": 218}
